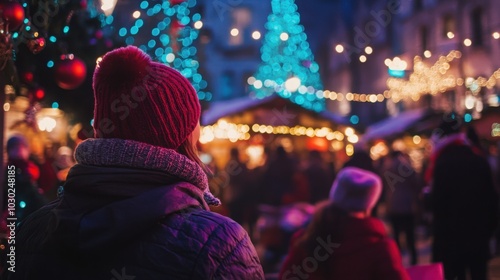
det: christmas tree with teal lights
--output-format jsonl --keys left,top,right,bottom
{"left": 250, "top": 0, "right": 325, "bottom": 112}
{"left": 112, "top": 0, "right": 211, "bottom": 101}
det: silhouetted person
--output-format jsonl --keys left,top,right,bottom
{"left": 428, "top": 114, "right": 498, "bottom": 280}
{"left": 304, "top": 150, "right": 332, "bottom": 204}
{"left": 3, "top": 135, "right": 45, "bottom": 223}
{"left": 384, "top": 151, "right": 420, "bottom": 265}
{"left": 262, "top": 146, "right": 295, "bottom": 206}
{"left": 225, "top": 147, "right": 255, "bottom": 235}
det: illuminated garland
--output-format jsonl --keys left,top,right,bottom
{"left": 387, "top": 51, "right": 461, "bottom": 102}
{"left": 199, "top": 120, "right": 360, "bottom": 144}
{"left": 265, "top": 50, "right": 500, "bottom": 103}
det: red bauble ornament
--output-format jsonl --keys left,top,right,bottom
{"left": 27, "top": 37, "right": 45, "bottom": 54}
{"left": 34, "top": 88, "right": 45, "bottom": 100}
{"left": 22, "top": 71, "right": 33, "bottom": 83}
{"left": 0, "top": 1, "right": 25, "bottom": 31}
{"left": 54, "top": 55, "right": 87, "bottom": 90}
{"left": 95, "top": 30, "right": 103, "bottom": 39}
{"left": 80, "top": 0, "right": 88, "bottom": 9}
{"left": 171, "top": 19, "right": 184, "bottom": 29}
{"left": 170, "top": 0, "right": 185, "bottom": 5}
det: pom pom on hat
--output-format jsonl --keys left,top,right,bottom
{"left": 93, "top": 46, "right": 151, "bottom": 88}
{"left": 92, "top": 46, "right": 201, "bottom": 149}
{"left": 329, "top": 167, "right": 382, "bottom": 212}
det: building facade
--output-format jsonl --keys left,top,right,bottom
{"left": 196, "top": 0, "right": 270, "bottom": 101}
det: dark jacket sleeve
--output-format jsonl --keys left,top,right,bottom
{"left": 200, "top": 219, "right": 265, "bottom": 280}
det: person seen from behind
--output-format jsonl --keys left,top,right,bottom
{"left": 279, "top": 167, "right": 410, "bottom": 280}
{"left": 427, "top": 113, "right": 498, "bottom": 280}
{"left": 2, "top": 135, "right": 46, "bottom": 224}
{"left": 7, "top": 46, "right": 264, "bottom": 280}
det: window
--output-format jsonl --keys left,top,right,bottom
{"left": 242, "top": 71, "right": 254, "bottom": 94}
{"left": 471, "top": 8, "right": 483, "bottom": 46}
{"left": 229, "top": 7, "right": 252, "bottom": 46}
{"left": 219, "top": 71, "right": 235, "bottom": 100}
{"left": 442, "top": 15, "right": 456, "bottom": 38}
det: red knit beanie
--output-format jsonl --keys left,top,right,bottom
{"left": 92, "top": 46, "right": 201, "bottom": 149}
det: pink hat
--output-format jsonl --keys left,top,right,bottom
{"left": 92, "top": 46, "right": 200, "bottom": 149}
{"left": 329, "top": 167, "right": 382, "bottom": 212}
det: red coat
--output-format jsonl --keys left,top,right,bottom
{"left": 279, "top": 216, "right": 410, "bottom": 280}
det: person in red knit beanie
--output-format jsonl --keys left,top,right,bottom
{"left": 8, "top": 46, "right": 264, "bottom": 280}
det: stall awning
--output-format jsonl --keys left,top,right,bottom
{"left": 202, "top": 95, "right": 350, "bottom": 127}
{"left": 362, "top": 108, "right": 436, "bottom": 143}
{"left": 202, "top": 96, "right": 274, "bottom": 126}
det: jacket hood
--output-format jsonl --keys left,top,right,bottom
{"left": 51, "top": 164, "right": 209, "bottom": 256}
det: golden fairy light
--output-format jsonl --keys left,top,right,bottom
{"left": 199, "top": 120, "right": 352, "bottom": 144}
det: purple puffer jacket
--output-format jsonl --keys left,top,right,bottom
{"left": 6, "top": 139, "right": 264, "bottom": 280}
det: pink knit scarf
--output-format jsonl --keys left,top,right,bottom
{"left": 74, "top": 138, "right": 221, "bottom": 206}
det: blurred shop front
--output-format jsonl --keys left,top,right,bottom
{"left": 200, "top": 95, "right": 355, "bottom": 172}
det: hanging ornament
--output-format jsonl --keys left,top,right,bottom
{"left": 23, "top": 101, "right": 41, "bottom": 131}
{"left": 170, "top": 0, "right": 185, "bottom": 5}
{"left": 21, "top": 71, "right": 33, "bottom": 83}
{"left": 54, "top": 54, "right": 87, "bottom": 90}
{"left": 26, "top": 37, "right": 46, "bottom": 54}
{"left": 0, "top": 1, "right": 25, "bottom": 31}
{"left": 80, "top": 0, "right": 88, "bottom": 10}
{"left": 0, "top": 21, "right": 13, "bottom": 69}
{"left": 170, "top": 19, "right": 184, "bottom": 53}
{"left": 34, "top": 88, "right": 45, "bottom": 100}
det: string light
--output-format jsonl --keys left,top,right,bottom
{"left": 252, "top": 31, "right": 261, "bottom": 40}
{"left": 335, "top": 44, "right": 344, "bottom": 53}
{"left": 387, "top": 50, "right": 462, "bottom": 102}
{"left": 194, "top": 20, "right": 203, "bottom": 29}
{"left": 230, "top": 28, "right": 239, "bottom": 36}
{"left": 199, "top": 120, "right": 354, "bottom": 144}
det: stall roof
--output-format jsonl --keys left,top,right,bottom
{"left": 202, "top": 96, "right": 274, "bottom": 125}
{"left": 202, "top": 95, "right": 350, "bottom": 126}
{"left": 361, "top": 108, "right": 432, "bottom": 142}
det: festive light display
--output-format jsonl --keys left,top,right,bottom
{"left": 298, "top": 50, "right": 500, "bottom": 104}
{"left": 111, "top": 0, "right": 211, "bottom": 101}
{"left": 250, "top": 0, "right": 325, "bottom": 112}
{"left": 387, "top": 50, "right": 462, "bottom": 102}
{"left": 199, "top": 119, "right": 358, "bottom": 144}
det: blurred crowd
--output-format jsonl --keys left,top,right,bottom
{"left": 3, "top": 114, "right": 500, "bottom": 279}
{"left": 205, "top": 115, "right": 500, "bottom": 279}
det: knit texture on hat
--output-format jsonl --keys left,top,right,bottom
{"left": 75, "top": 138, "right": 221, "bottom": 206}
{"left": 92, "top": 46, "right": 201, "bottom": 149}
{"left": 329, "top": 167, "right": 382, "bottom": 212}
